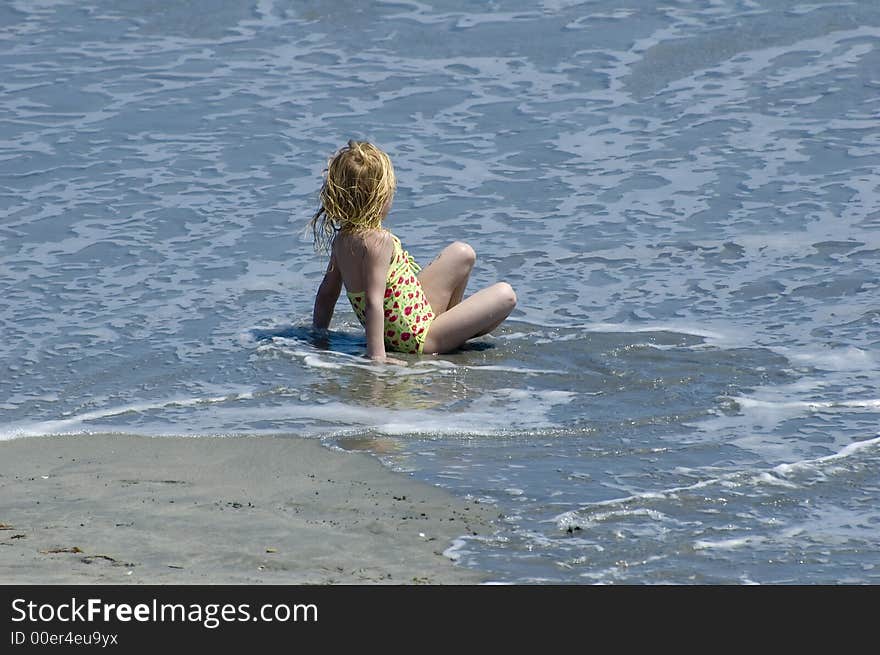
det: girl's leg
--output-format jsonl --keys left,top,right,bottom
{"left": 418, "top": 241, "right": 476, "bottom": 316}
{"left": 421, "top": 282, "right": 516, "bottom": 354}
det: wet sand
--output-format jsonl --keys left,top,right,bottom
{"left": 0, "top": 434, "right": 495, "bottom": 584}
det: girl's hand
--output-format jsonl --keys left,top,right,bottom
{"left": 369, "top": 355, "right": 408, "bottom": 366}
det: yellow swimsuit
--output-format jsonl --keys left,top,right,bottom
{"left": 346, "top": 233, "right": 435, "bottom": 355}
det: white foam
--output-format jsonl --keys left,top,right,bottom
{"left": 441, "top": 534, "right": 489, "bottom": 563}
{"left": 580, "top": 322, "right": 729, "bottom": 343}
{"left": 556, "top": 434, "right": 880, "bottom": 531}
{"left": 554, "top": 474, "right": 721, "bottom": 529}
{"left": 773, "top": 434, "right": 880, "bottom": 477}
{"left": 260, "top": 342, "right": 424, "bottom": 376}
{"left": 301, "top": 355, "right": 345, "bottom": 370}
{"left": 0, "top": 392, "right": 255, "bottom": 441}
{"left": 775, "top": 346, "right": 878, "bottom": 372}
{"left": 442, "top": 538, "right": 467, "bottom": 562}
{"left": 460, "top": 364, "right": 565, "bottom": 375}
{"left": 326, "top": 387, "right": 572, "bottom": 436}
{"left": 556, "top": 507, "right": 668, "bottom": 532}
{"left": 260, "top": 337, "right": 564, "bottom": 376}
{"left": 693, "top": 536, "right": 767, "bottom": 551}
{"left": 539, "top": 0, "right": 598, "bottom": 12}
{"left": 751, "top": 471, "right": 799, "bottom": 489}
{"left": 504, "top": 319, "right": 732, "bottom": 345}
{"left": 414, "top": 359, "right": 564, "bottom": 375}
{"left": 698, "top": 376, "right": 880, "bottom": 443}
{"left": 1, "top": 384, "right": 578, "bottom": 441}
{"left": 735, "top": 397, "right": 880, "bottom": 412}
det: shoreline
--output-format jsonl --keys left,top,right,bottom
{"left": 0, "top": 434, "right": 495, "bottom": 584}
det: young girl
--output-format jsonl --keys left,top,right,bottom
{"left": 310, "top": 140, "right": 516, "bottom": 364}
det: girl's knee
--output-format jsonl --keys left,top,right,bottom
{"left": 449, "top": 241, "right": 476, "bottom": 266}
{"left": 495, "top": 282, "right": 517, "bottom": 310}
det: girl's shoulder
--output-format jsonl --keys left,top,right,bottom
{"left": 333, "top": 228, "right": 395, "bottom": 259}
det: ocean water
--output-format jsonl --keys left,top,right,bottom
{"left": 2, "top": 0, "right": 879, "bottom": 584}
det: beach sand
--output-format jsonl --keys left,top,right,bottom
{"left": 0, "top": 434, "right": 495, "bottom": 584}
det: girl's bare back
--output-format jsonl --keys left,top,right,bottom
{"left": 330, "top": 229, "right": 393, "bottom": 296}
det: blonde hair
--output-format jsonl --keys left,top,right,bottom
{"left": 309, "top": 140, "right": 396, "bottom": 252}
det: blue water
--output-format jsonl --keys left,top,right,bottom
{"left": 2, "top": 0, "right": 879, "bottom": 583}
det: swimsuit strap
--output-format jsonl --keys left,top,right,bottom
{"left": 390, "top": 233, "right": 421, "bottom": 274}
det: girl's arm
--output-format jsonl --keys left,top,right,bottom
{"left": 363, "top": 234, "right": 395, "bottom": 362}
{"left": 312, "top": 255, "right": 342, "bottom": 330}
